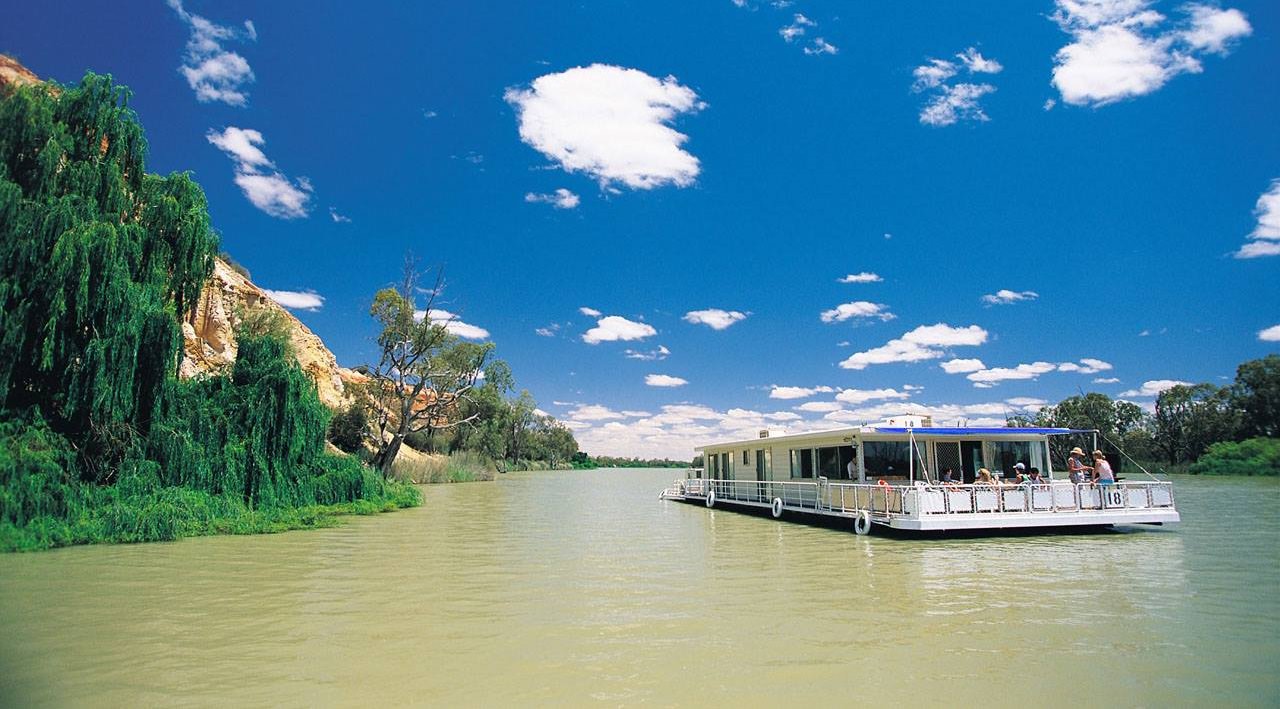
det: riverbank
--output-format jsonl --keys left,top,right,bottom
{"left": 0, "top": 479, "right": 421, "bottom": 553}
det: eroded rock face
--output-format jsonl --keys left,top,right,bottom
{"left": 181, "top": 258, "right": 357, "bottom": 408}
{"left": 0, "top": 56, "right": 356, "bottom": 410}
{"left": 0, "top": 55, "right": 39, "bottom": 91}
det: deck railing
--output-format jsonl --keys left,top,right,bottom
{"left": 666, "top": 478, "right": 1175, "bottom": 518}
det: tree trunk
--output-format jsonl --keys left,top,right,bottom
{"left": 376, "top": 435, "right": 404, "bottom": 478}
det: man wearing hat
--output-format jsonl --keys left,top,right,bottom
{"left": 1067, "top": 447, "right": 1092, "bottom": 484}
{"left": 1011, "top": 462, "right": 1027, "bottom": 483}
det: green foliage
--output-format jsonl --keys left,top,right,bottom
{"left": 579, "top": 455, "right": 691, "bottom": 469}
{"left": 1232, "top": 355, "right": 1280, "bottom": 439}
{"left": 328, "top": 402, "right": 369, "bottom": 454}
{"left": 364, "top": 266, "right": 494, "bottom": 475}
{"left": 0, "top": 71, "right": 418, "bottom": 551}
{"left": 0, "top": 73, "right": 217, "bottom": 464}
{"left": 391, "top": 450, "right": 495, "bottom": 484}
{"left": 1018, "top": 355, "right": 1280, "bottom": 472}
{"left": 1190, "top": 437, "right": 1280, "bottom": 476}
{"left": 1031, "top": 392, "right": 1150, "bottom": 469}
{"left": 1154, "top": 383, "right": 1240, "bottom": 465}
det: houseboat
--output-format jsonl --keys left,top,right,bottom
{"left": 659, "top": 416, "right": 1179, "bottom": 534}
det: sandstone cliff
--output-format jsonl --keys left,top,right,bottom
{"left": 182, "top": 258, "right": 359, "bottom": 408}
{"left": 1, "top": 55, "right": 357, "bottom": 409}
{"left": 0, "top": 55, "right": 39, "bottom": 91}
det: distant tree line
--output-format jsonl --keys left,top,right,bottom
{"left": 1009, "top": 355, "right": 1279, "bottom": 475}
{"left": 570, "top": 454, "right": 691, "bottom": 469}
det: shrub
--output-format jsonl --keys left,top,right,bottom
{"left": 328, "top": 403, "right": 369, "bottom": 453}
{"left": 1190, "top": 437, "right": 1280, "bottom": 476}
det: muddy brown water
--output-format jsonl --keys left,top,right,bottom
{"left": 1, "top": 469, "right": 1276, "bottom": 707}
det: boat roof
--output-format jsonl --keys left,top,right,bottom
{"left": 696, "top": 425, "right": 1095, "bottom": 452}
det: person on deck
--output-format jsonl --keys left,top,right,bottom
{"left": 976, "top": 468, "right": 996, "bottom": 485}
{"left": 846, "top": 458, "right": 856, "bottom": 480}
{"left": 1028, "top": 468, "right": 1045, "bottom": 485}
{"left": 1067, "top": 447, "right": 1093, "bottom": 484}
{"left": 1092, "top": 450, "right": 1115, "bottom": 486}
{"left": 940, "top": 467, "right": 957, "bottom": 484}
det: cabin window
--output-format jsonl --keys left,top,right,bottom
{"left": 742, "top": 449, "right": 750, "bottom": 466}
{"left": 707, "top": 454, "right": 719, "bottom": 477}
{"left": 863, "top": 441, "right": 911, "bottom": 479}
{"left": 818, "top": 446, "right": 841, "bottom": 478}
{"left": 988, "top": 441, "right": 1046, "bottom": 478}
{"left": 836, "top": 445, "right": 856, "bottom": 480}
{"left": 721, "top": 452, "right": 731, "bottom": 480}
{"left": 791, "top": 448, "right": 815, "bottom": 478}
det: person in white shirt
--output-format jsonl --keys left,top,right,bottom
{"left": 1092, "top": 450, "right": 1115, "bottom": 486}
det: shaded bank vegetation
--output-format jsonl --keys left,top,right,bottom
{"left": 0, "top": 73, "right": 418, "bottom": 551}
{"left": 1010, "top": 355, "right": 1279, "bottom": 475}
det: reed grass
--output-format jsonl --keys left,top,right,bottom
{"left": 392, "top": 450, "right": 496, "bottom": 484}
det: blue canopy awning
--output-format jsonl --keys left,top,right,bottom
{"left": 868, "top": 427, "right": 1094, "bottom": 436}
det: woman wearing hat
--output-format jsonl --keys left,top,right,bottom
{"left": 1067, "top": 447, "right": 1092, "bottom": 484}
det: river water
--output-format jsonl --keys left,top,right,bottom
{"left": 0, "top": 469, "right": 1276, "bottom": 707}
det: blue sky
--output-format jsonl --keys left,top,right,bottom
{"left": 3, "top": 0, "right": 1277, "bottom": 457}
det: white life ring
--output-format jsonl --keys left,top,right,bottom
{"left": 706, "top": 489, "right": 716, "bottom": 508}
{"left": 771, "top": 497, "right": 784, "bottom": 518}
{"left": 853, "top": 510, "right": 872, "bottom": 535}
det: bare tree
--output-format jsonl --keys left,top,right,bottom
{"left": 365, "top": 258, "right": 493, "bottom": 477}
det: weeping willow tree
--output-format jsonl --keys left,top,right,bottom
{"left": 0, "top": 71, "right": 415, "bottom": 550}
{"left": 0, "top": 72, "right": 215, "bottom": 477}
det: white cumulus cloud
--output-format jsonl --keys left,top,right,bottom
{"left": 769, "top": 385, "right": 834, "bottom": 400}
{"left": 796, "top": 401, "right": 843, "bottom": 413}
{"left": 505, "top": 64, "right": 704, "bottom": 190}
{"left": 1234, "top": 179, "right": 1280, "bottom": 258}
{"left": 583, "top": 315, "right": 657, "bottom": 344}
{"left": 645, "top": 374, "right": 688, "bottom": 388}
{"left": 207, "top": 127, "right": 312, "bottom": 219}
{"left": 967, "top": 361, "right": 1059, "bottom": 384}
{"left": 920, "top": 83, "right": 997, "bottom": 127}
{"left": 525, "top": 188, "right": 580, "bottom": 209}
{"left": 625, "top": 345, "right": 670, "bottom": 361}
{"left": 835, "top": 388, "right": 911, "bottom": 405}
{"left": 804, "top": 38, "right": 839, "bottom": 55}
{"left": 820, "top": 301, "right": 894, "bottom": 324}
{"left": 956, "top": 47, "right": 1004, "bottom": 74}
{"left": 168, "top": 0, "right": 256, "bottom": 106}
{"left": 420, "top": 309, "right": 490, "bottom": 340}
{"left": 1049, "top": 0, "right": 1252, "bottom": 107}
{"left": 262, "top": 289, "right": 323, "bottom": 312}
{"left": 840, "top": 324, "right": 988, "bottom": 370}
{"left": 779, "top": 13, "right": 814, "bottom": 42}
{"left": 981, "top": 289, "right": 1039, "bottom": 305}
{"left": 684, "top": 309, "right": 748, "bottom": 330}
{"left": 914, "top": 46, "right": 1001, "bottom": 127}
{"left": 1058, "top": 358, "right": 1113, "bottom": 374}
{"left": 579, "top": 307, "right": 602, "bottom": 317}
{"left": 1257, "top": 324, "right": 1280, "bottom": 342}
{"left": 913, "top": 59, "right": 958, "bottom": 91}
{"left": 838, "top": 272, "right": 883, "bottom": 283}
{"left": 941, "top": 358, "right": 986, "bottom": 374}
{"left": 1120, "top": 379, "right": 1192, "bottom": 397}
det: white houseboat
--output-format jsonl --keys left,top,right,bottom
{"left": 659, "top": 416, "right": 1179, "bottom": 534}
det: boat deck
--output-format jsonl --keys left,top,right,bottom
{"left": 659, "top": 478, "right": 1179, "bottom": 533}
